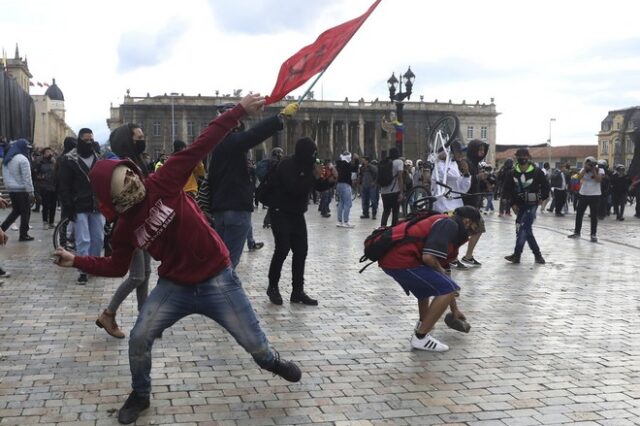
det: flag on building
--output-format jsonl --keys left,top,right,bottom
{"left": 265, "top": 0, "right": 381, "bottom": 105}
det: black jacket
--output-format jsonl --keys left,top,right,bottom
{"left": 611, "top": 173, "right": 631, "bottom": 197}
{"left": 549, "top": 169, "right": 570, "bottom": 189}
{"left": 208, "top": 115, "right": 283, "bottom": 212}
{"left": 33, "top": 157, "right": 57, "bottom": 192}
{"left": 503, "top": 162, "right": 550, "bottom": 207}
{"left": 57, "top": 149, "right": 100, "bottom": 215}
{"left": 462, "top": 139, "right": 489, "bottom": 208}
{"left": 269, "top": 138, "right": 333, "bottom": 214}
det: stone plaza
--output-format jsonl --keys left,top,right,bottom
{"left": 1, "top": 205, "right": 639, "bottom": 425}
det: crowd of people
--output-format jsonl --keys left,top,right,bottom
{"left": 1, "top": 98, "right": 639, "bottom": 424}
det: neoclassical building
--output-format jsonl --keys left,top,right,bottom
{"left": 32, "top": 79, "right": 75, "bottom": 150}
{"left": 598, "top": 107, "right": 638, "bottom": 167}
{"left": 108, "top": 91, "right": 499, "bottom": 163}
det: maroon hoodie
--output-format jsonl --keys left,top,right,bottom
{"left": 73, "top": 106, "right": 245, "bottom": 284}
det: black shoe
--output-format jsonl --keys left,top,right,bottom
{"left": 534, "top": 254, "right": 546, "bottom": 264}
{"left": 267, "top": 286, "right": 283, "bottom": 305}
{"left": 77, "top": 273, "right": 88, "bottom": 285}
{"left": 451, "top": 260, "right": 468, "bottom": 270}
{"left": 567, "top": 233, "right": 580, "bottom": 239}
{"left": 590, "top": 235, "right": 598, "bottom": 243}
{"left": 372, "top": 215, "right": 376, "bottom": 220}
{"left": 504, "top": 254, "right": 520, "bottom": 264}
{"left": 360, "top": 214, "right": 370, "bottom": 219}
{"left": 461, "top": 256, "right": 482, "bottom": 266}
{"left": 0, "top": 268, "right": 10, "bottom": 278}
{"left": 555, "top": 213, "right": 565, "bottom": 217}
{"left": 19, "top": 235, "right": 34, "bottom": 241}
{"left": 118, "top": 391, "right": 150, "bottom": 424}
{"left": 321, "top": 213, "right": 331, "bottom": 218}
{"left": 265, "top": 351, "right": 301, "bottom": 382}
{"left": 290, "top": 291, "right": 318, "bottom": 306}
{"left": 249, "top": 242, "right": 264, "bottom": 251}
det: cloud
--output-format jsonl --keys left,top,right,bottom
{"left": 117, "top": 20, "right": 187, "bottom": 73}
{"left": 206, "top": 0, "right": 341, "bottom": 34}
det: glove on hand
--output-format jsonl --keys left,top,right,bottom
{"left": 280, "top": 102, "right": 299, "bottom": 118}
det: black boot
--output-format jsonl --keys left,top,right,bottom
{"left": 504, "top": 254, "right": 521, "bottom": 264}
{"left": 118, "top": 391, "right": 150, "bottom": 424}
{"left": 290, "top": 291, "right": 318, "bottom": 306}
{"left": 265, "top": 351, "right": 302, "bottom": 382}
{"left": 267, "top": 285, "right": 283, "bottom": 305}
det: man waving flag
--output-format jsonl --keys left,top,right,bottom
{"left": 265, "top": 0, "right": 382, "bottom": 105}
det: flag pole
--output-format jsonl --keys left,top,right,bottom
{"left": 297, "top": 67, "right": 328, "bottom": 105}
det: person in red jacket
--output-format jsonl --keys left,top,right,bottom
{"left": 53, "top": 94, "right": 301, "bottom": 425}
{"left": 378, "top": 206, "right": 481, "bottom": 352}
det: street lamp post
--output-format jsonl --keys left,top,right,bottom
{"left": 169, "top": 92, "right": 179, "bottom": 152}
{"left": 547, "top": 117, "right": 556, "bottom": 167}
{"left": 386, "top": 66, "right": 415, "bottom": 156}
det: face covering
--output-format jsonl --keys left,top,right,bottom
{"left": 517, "top": 157, "right": 528, "bottom": 166}
{"left": 77, "top": 141, "right": 94, "bottom": 158}
{"left": 111, "top": 166, "right": 146, "bottom": 213}
{"left": 134, "top": 139, "right": 146, "bottom": 155}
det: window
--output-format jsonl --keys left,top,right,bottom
{"left": 187, "top": 121, "right": 195, "bottom": 137}
{"left": 628, "top": 140, "right": 635, "bottom": 154}
{"left": 467, "top": 126, "right": 474, "bottom": 139}
{"left": 480, "top": 126, "right": 487, "bottom": 140}
{"left": 152, "top": 121, "right": 161, "bottom": 136}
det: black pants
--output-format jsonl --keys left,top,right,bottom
{"left": 574, "top": 194, "right": 600, "bottom": 236}
{"left": 554, "top": 190, "right": 567, "bottom": 214}
{"left": 268, "top": 209, "right": 308, "bottom": 293}
{"left": 41, "top": 189, "right": 57, "bottom": 225}
{"left": 1, "top": 192, "right": 31, "bottom": 238}
{"left": 612, "top": 194, "right": 626, "bottom": 219}
{"left": 381, "top": 192, "right": 400, "bottom": 227}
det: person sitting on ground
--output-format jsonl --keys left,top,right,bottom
{"left": 378, "top": 206, "right": 482, "bottom": 351}
{"left": 52, "top": 94, "right": 301, "bottom": 425}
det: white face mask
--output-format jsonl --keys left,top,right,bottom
{"left": 111, "top": 166, "right": 146, "bottom": 213}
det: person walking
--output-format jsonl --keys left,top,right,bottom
{"left": 568, "top": 156, "right": 604, "bottom": 242}
{"left": 379, "top": 147, "right": 404, "bottom": 226}
{"left": 33, "top": 147, "right": 58, "bottom": 228}
{"left": 1, "top": 139, "right": 35, "bottom": 241}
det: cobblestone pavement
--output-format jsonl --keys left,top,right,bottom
{"left": 1, "top": 203, "right": 640, "bottom": 425}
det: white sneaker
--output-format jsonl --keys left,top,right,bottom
{"left": 343, "top": 223, "right": 355, "bottom": 228}
{"left": 336, "top": 222, "right": 344, "bottom": 227}
{"left": 410, "top": 333, "right": 449, "bottom": 352}
{"left": 10, "top": 225, "right": 18, "bottom": 231}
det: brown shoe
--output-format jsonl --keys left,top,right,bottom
{"left": 96, "top": 310, "right": 125, "bottom": 339}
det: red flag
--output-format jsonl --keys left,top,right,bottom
{"left": 265, "top": 0, "right": 381, "bottom": 105}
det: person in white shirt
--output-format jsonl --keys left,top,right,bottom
{"left": 431, "top": 143, "right": 471, "bottom": 214}
{"left": 568, "top": 156, "right": 604, "bottom": 242}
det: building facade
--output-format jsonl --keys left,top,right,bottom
{"left": 32, "top": 79, "right": 75, "bottom": 150}
{"left": 496, "top": 145, "right": 597, "bottom": 170}
{"left": 597, "top": 107, "right": 638, "bottom": 168}
{"left": 108, "top": 92, "right": 499, "bottom": 163}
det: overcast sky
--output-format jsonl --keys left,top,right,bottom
{"left": 2, "top": 0, "right": 640, "bottom": 149}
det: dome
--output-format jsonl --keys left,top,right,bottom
{"left": 45, "top": 78, "right": 64, "bottom": 101}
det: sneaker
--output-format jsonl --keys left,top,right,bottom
{"left": 534, "top": 254, "right": 546, "bottom": 264}
{"left": 555, "top": 213, "right": 565, "bottom": 217}
{"left": 249, "top": 242, "right": 264, "bottom": 252}
{"left": 0, "top": 268, "right": 10, "bottom": 278}
{"left": 371, "top": 215, "right": 377, "bottom": 220}
{"left": 336, "top": 222, "right": 344, "bottom": 227}
{"left": 267, "top": 286, "right": 283, "bottom": 305}
{"left": 290, "top": 291, "right": 318, "bottom": 306}
{"left": 42, "top": 223, "right": 49, "bottom": 230}
{"left": 451, "top": 260, "right": 468, "bottom": 269}
{"left": 410, "top": 333, "right": 449, "bottom": 352}
{"left": 118, "top": 391, "right": 150, "bottom": 424}
{"left": 77, "top": 273, "right": 88, "bottom": 285}
{"left": 321, "top": 213, "right": 331, "bottom": 218}
{"left": 504, "top": 254, "right": 521, "bottom": 264}
{"left": 342, "top": 223, "right": 355, "bottom": 228}
{"left": 10, "top": 225, "right": 18, "bottom": 231}
{"left": 590, "top": 235, "right": 598, "bottom": 243}
{"left": 265, "top": 350, "right": 302, "bottom": 382}
{"left": 567, "top": 233, "right": 580, "bottom": 239}
{"left": 461, "top": 256, "right": 481, "bottom": 266}
{"left": 18, "top": 235, "right": 34, "bottom": 241}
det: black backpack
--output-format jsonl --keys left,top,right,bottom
{"left": 358, "top": 210, "right": 440, "bottom": 273}
{"left": 255, "top": 160, "right": 279, "bottom": 207}
{"left": 376, "top": 158, "right": 394, "bottom": 187}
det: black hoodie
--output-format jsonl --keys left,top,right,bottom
{"left": 269, "top": 137, "right": 333, "bottom": 214}
{"left": 462, "top": 139, "right": 489, "bottom": 208}
{"left": 109, "top": 124, "right": 149, "bottom": 177}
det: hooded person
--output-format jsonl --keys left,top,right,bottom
{"left": 109, "top": 123, "right": 149, "bottom": 176}
{"left": 52, "top": 94, "right": 301, "bottom": 425}
{"left": 0, "top": 139, "right": 35, "bottom": 241}
{"left": 265, "top": 137, "right": 336, "bottom": 306}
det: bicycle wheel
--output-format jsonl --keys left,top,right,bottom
{"left": 52, "top": 217, "right": 74, "bottom": 252}
{"left": 428, "top": 115, "right": 460, "bottom": 154}
{"left": 404, "top": 185, "right": 433, "bottom": 215}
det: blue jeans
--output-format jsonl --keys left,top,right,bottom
{"left": 336, "top": 183, "right": 352, "bottom": 223}
{"left": 361, "top": 185, "right": 379, "bottom": 217}
{"left": 129, "top": 267, "right": 274, "bottom": 397}
{"left": 212, "top": 210, "right": 251, "bottom": 268}
{"left": 513, "top": 205, "right": 541, "bottom": 256}
{"left": 74, "top": 212, "right": 104, "bottom": 258}
{"left": 485, "top": 195, "right": 494, "bottom": 211}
